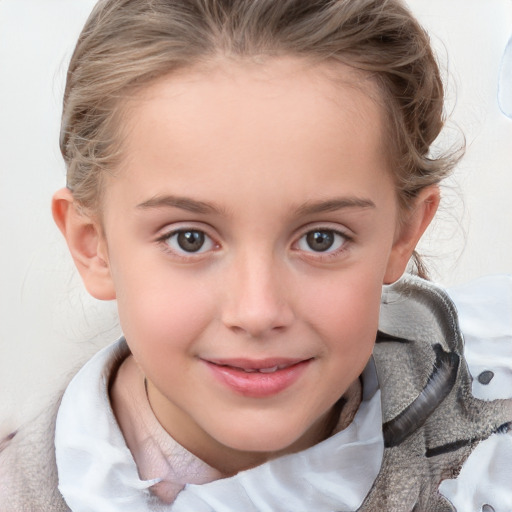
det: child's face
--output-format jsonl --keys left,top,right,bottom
{"left": 79, "top": 59, "right": 425, "bottom": 470}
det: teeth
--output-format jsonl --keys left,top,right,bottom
{"left": 258, "top": 365, "right": 280, "bottom": 373}
{"left": 239, "top": 365, "right": 281, "bottom": 373}
{"left": 222, "top": 363, "right": 293, "bottom": 373}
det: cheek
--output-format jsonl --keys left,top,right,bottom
{"left": 302, "top": 269, "right": 384, "bottom": 359}
{"left": 112, "top": 262, "right": 218, "bottom": 360}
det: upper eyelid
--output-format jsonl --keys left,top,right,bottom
{"left": 293, "top": 222, "right": 354, "bottom": 240}
{"left": 295, "top": 228, "right": 351, "bottom": 247}
{"left": 156, "top": 221, "right": 217, "bottom": 239}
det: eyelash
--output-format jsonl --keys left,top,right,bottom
{"left": 155, "top": 225, "right": 353, "bottom": 262}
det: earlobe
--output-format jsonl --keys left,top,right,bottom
{"left": 384, "top": 186, "right": 440, "bottom": 284}
{"left": 52, "top": 188, "right": 116, "bottom": 300}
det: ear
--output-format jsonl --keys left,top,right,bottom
{"left": 52, "top": 188, "right": 116, "bottom": 300}
{"left": 384, "top": 185, "right": 440, "bottom": 284}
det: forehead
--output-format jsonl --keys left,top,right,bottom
{"left": 107, "top": 58, "right": 392, "bottom": 214}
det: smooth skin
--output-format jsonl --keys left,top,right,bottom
{"left": 53, "top": 58, "right": 439, "bottom": 475}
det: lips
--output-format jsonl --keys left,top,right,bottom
{"left": 203, "top": 357, "right": 312, "bottom": 398}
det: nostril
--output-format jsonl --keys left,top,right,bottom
{"left": 227, "top": 322, "right": 288, "bottom": 339}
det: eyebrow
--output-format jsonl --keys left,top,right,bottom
{"left": 136, "top": 194, "right": 376, "bottom": 216}
{"left": 295, "top": 197, "right": 376, "bottom": 215}
{"left": 136, "top": 195, "right": 223, "bottom": 214}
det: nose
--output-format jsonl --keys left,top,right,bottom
{"left": 221, "top": 252, "right": 294, "bottom": 339}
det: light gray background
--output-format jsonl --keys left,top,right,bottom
{"left": 1, "top": 0, "right": 511, "bottom": 428}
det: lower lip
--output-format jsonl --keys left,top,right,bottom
{"left": 205, "top": 360, "right": 311, "bottom": 398}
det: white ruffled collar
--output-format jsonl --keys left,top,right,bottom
{"left": 55, "top": 338, "right": 383, "bottom": 512}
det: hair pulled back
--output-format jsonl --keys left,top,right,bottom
{"left": 61, "top": 0, "right": 460, "bottom": 245}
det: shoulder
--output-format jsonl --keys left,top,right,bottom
{"left": 366, "top": 275, "right": 512, "bottom": 511}
{"left": 448, "top": 274, "right": 512, "bottom": 401}
{"left": 0, "top": 339, "right": 127, "bottom": 512}
{"left": 439, "top": 275, "right": 512, "bottom": 511}
{"left": 0, "top": 394, "right": 71, "bottom": 512}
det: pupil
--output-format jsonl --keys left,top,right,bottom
{"left": 306, "top": 230, "right": 334, "bottom": 252}
{"left": 177, "top": 231, "right": 204, "bottom": 252}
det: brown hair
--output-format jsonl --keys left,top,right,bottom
{"left": 60, "top": 0, "right": 462, "bottom": 275}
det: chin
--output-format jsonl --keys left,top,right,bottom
{"left": 215, "top": 421, "right": 310, "bottom": 455}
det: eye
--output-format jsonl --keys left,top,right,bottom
{"left": 164, "top": 229, "right": 215, "bottom": 254}
{"left": 297, "top": 229, "right": 347, "bottom": 253}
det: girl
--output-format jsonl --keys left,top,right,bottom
{"left": 1, "top": 0, "right": 511, "bottom": 510}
